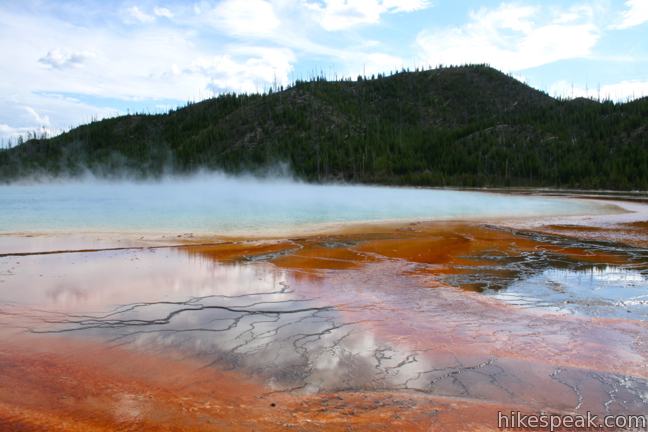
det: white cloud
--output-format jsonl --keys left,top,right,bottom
{"left": 38, "top": 49, "right": 93, "bottom": 69}
{"left": 183, "top": 48, "right": 295, "bottom": 94}
{"left": 153, "top": 6, "right": 173, "bottom": 19}
{"left": 0, "top": 8, "right": 206, "bottom": 138}
{"left": 0, "top": 2, "right": 307, "bottom": 141}
{"left": 0, "top": 9, "right": 208, "bottom": 100}
{"left": 612, "top": 0, "right": 648, "bottom": 29}
{"left": 0, "top": 91, "right": 116, "bottom": 141}
{"left": 23, "top": 106, "right": 51, "bottom": 126}
{"left": 416, "top": 3, "right": 600, "bottom": 71}
{"left": 208, "top": 0, "right": 281, "bottom": 37}
{"left": 127, "top": 6, "right": 155, "bottom": 23}
{"left": 305, "top": 0, "right": 431, "bottom": 31}
{"left": 357, "top": 52, "right": 403, "bottom": 76}
{"left": 1, "top": 0, "right": 640, "bottom": 143}
{"left": 382, "top": 0, "right": 430, "bottom": 13}
{"left": 549, "top": 79, "right": 648, "bottom": 101}
{"left": 124, "top": 5, "right": 173, "bottom": 23}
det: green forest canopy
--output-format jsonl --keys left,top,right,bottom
{"left": 1, "top": 65, "right": 647, "bottom": 190}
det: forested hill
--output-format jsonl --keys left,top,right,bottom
{"left": 1, "top": 65, "right": 647, "bottom": 189}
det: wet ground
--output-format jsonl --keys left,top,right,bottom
{"left": 0, "top": 202, "right": 647, "bottom": 431}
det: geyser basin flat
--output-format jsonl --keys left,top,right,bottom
{"left": 0, "top": 175, "right": 607, "bottom": 235}
{"left": 1, "top": 177, "right": 646, "bottom": 431}
{"left": 1, "top": 222, "right": 647, "bottom": 431}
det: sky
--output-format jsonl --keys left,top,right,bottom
{"left": 1, "top": 0, "right": 647, "bottom": 143}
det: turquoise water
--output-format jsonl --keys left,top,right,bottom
{"left": 0, "top": 175, "right": 601, "bottom": 234}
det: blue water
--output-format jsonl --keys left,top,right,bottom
{"left": 0, "top": 175, "right": 601, "bottom": 234}
{"left": 492, "top": 266, "right": 648, "bottom": 320}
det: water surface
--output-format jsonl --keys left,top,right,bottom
{"left": 492, "top": 266, "right": 648, "bottom": 320}
{"left": 1, "top": 177, "right": 646, "bottom": 429}
{"left": 0, "top": 175, "right": 602, "bottom": 235}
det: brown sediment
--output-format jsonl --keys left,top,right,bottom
{"left": 288, "top": 393, "right": 508, "bottom": 432}
{"left": 352, "top": 223, "right": 534, "bottom": 267}
{"left": 626, "top": 221, "right": 648, "bottom": 229}
{"left": 1, "top": 211, "right": 647, "bottom": 431}
{"left": 270, "top": 221, "right": 638, "bottom": 273}
{"left": 0, "top": 335, "right": 277, "bottom": 431}
{"left": 356, "top": 284, "right": 648, "bottom": 380}
{"left": 178, "top": 220, "right": 648, "bottom": 377}
{"left": 0, "top": 335, "right": 513, "bottom": 432}
{"left": 184, "top": 240, "right": 298, "bottom": 262}
{"left": 184, "top": 238, "right": 379, "bottom": 270}
{"left": 272, "top": 241, "right": 379, "bottom": 270}
{"left": 180, "top": 222, "right": 536, "bottom": 272}
{"left": 273, "top": 223, "right": 648, "bottom": 380}
{"left": 544, "top": 224, "right": 608, "bottom": 232}
{"left": 530, "top": 223, "right": 648, "bottom": 249}
{"left": 537, "top": 244, "right": 630, "bottom": 265}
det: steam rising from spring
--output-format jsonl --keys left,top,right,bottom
{"left": 0, "top": 171, "right": 601, "bottom": 235}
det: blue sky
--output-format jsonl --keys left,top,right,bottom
{"left": 1, "top": 0, "right": 647, "bottom": 143}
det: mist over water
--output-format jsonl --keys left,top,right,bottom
{"left": 0, "top": 173, "right": 601, "bottom": 234}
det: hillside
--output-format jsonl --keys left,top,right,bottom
{"left": 1, "top": 65, "right": 647, "bottom": 189}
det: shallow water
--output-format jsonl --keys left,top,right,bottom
{"left": 0, "top": 185, "right": 646, "bottom": 430}
{"left": 1, "top": 224, "right": 647, "bottom": 419}
{"left": 492, "top": 266, "right": 648, "bottom": 320}
{"left": 2, "top": 243, "right": 646, "bottom": 413}
{"left": 0, "top": 175, "right": 602, "bottom": 234}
